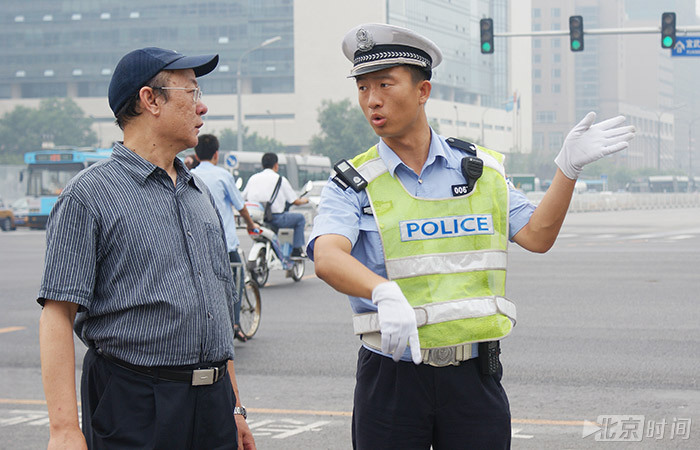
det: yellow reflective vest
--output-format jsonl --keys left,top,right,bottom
{"left": 350, "top": 145, "right": 517, "bottom": 349}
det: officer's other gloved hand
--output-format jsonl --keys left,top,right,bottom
{"left": 555, "top": 112, "right": 636, "bottom": 180}
{"left": 371, "top": 281, "right": 422, "bottom": 364}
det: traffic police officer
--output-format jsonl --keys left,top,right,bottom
{"left": 307, "top": 23, "right": 635, "bottom": 449}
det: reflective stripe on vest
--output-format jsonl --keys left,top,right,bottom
{"left": 353, "top": 295, "right": 517, "bottom": 334}
{"left": 350, "top": 144, "right": 515, "bottom": 349}
{"left": 386, "top": 249, "right": 507, "bottom": 280}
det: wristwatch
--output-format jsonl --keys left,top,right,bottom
{"left": 233, "top": 406, "right": 247, "bottom": 420}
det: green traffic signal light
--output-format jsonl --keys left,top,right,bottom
{"left": 661, "top": 12, "right": 676, "bottom": 49}
{"left": 480, "top": 18, "right": 494, "bottom": 54}
{"left": 569, "top": 15, "right": 584, "bottom": 52}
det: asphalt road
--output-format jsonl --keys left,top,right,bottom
{"left": 0, "top": 207, "right": 699, "bottom": 449}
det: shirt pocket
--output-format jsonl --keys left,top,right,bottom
{"left": 205, "top": 223, "right": 231, "bottom": 281}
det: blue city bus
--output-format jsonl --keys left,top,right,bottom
{"left": 21, "top": 148, "right": 111, "bottom": 228}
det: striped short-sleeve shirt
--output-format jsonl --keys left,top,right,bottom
{"left": 38, "top": 142, "right": 236, "bottom": 366}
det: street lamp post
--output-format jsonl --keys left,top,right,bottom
{"left": 236, "top": 36, "right": 281, "bottom": 153}
{"left": 480, "top": 107, "right": 491, "bottom": 146}
{"left": 267, "top": 109, "right": 276, "bottom": 140}
{"left": 685, "top": 116, "right": 700, "bottom": 188}
{"left": 453, "top": 105, "right": 459, "bottom": 138}
{"left": 655, "top": 103, "right": 686, "bottom": 171}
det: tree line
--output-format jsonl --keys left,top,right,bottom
{"left": 0, "top": 97, "right": 377, "bottom": 166}
{"left": 0, "top": 97, "right": 667, "bottom": 191}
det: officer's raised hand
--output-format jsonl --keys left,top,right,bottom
{"left": 372, "top": 281, "right": 422, "bottom": 364}
{"left": 555, "top": 112, "right": 636, "bottom": 180}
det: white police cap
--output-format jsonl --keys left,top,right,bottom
{"left": 342, "top": 23, "right": 443, "bottom": 77}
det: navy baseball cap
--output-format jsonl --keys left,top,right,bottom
{"left": 108, "top": 47, "right": 219, "bottom": 115}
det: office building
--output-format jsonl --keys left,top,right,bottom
{"left": 0, "top": 0, "right": 529, "bottom": 156}
{"left": 531, "top": 0, "right": 699, "bottom": 172}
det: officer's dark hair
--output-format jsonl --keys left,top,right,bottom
{"left": 262, "top": 152, "right": 278, "bottom": 169}
{"left": 405, "top": 65, "right": 432, "bottom": 83}
{"left": 114, "top": 71, "right": 171, "bottom": 130}
{"left": 195, "top": 134, "right": 219, "bottom": 161}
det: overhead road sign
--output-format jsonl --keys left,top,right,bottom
{"left": 672, "top": 36, "right": 700, "bottom": 56}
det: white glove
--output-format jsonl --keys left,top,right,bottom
{"left": 555, "top": 112, "right": 636, "bottom": 180}
{"left": 371, "top": 281, "right": 422, "bottom": 364}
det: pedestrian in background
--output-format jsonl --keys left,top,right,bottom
{"left": 184, "top": 153, "right": 200, "bottom": 170}
{"left": 193, "top": 133, "right": 259, "bottom": 342}
{"left": 308, "top": 23, "right": 635, "bottom": 449}
{"left": 243, "top": 152, "right": 309, "bottom": 257}
{"left": 38, "top": 47, "right": 255, "bottom": 449}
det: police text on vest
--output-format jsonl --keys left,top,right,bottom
{"left": 399, "top": 215, "right": 494, "bottom": 241}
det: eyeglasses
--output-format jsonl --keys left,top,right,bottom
{"left": 153, "top": 86, "right": 202, "bottom": 104}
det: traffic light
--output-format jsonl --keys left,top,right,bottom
{"left": 661, "top": 12, "right": 676, "bottom": 49}
{"left": 569, "top": 15, "right": 584, "bottom": 52}
{"left": 480, "top": 18, "right": 494, "bottom": 54}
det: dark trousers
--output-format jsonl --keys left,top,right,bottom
{"left": 268, "top": 212, "right": 306, "bottom": 248}
{"left": 81, "top": 348, "right": 238, "bottom": 450}
{"left": 352, "top": 346, "right": 511, "bottom": 450}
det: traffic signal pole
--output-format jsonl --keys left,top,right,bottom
{"left": 493, "top": 25, "right": 700, "bottom": 39}
{"left": 481, "top": 12, "right": 700, "bottom": 53}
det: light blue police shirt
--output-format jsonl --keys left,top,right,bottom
{"left": 306, "top": 132, "right": 536, "bottom": 360}
{"left": 192, "top": 161, "right": 245, "bottom": 252}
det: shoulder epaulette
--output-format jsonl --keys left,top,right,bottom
{"left": 445, "top": 137, "right": 478, "bottom": 157}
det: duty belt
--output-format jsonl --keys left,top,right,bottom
{"left": 97, "top": 349, "right": 228, "bottom": 386}
{"left": 360, "top": 333, "right": 477, "bottom": 367}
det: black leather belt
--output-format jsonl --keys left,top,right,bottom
{"left": 98, "top": 350, "right": 228, "bottom": 386}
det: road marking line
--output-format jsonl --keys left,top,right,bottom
{"left": 0, "top": 399, "right": 587, "bottom": 427}
{"left": 249, "top": 408, "right": 351, "bottom": 417}
{"left": 512, "top": 427, "right": 534, "bottom": 439}
{"left": 667, "top": 234, "right": 694, "bottom": 240}
{"left": 0, "top": 399, "right": 45, "bottom": 405}
{"left": 512, "top": 418, "right": 585, "bottom": 426}
{"left": 0, "top": 326, "right": 25, "bottom": 334}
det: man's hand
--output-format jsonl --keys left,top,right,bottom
{"left": 235, "top": 415, "right": 256, "bottom": 450}
{"left": 47, "top": 427, "right": 88, "bottom": 450}
{"left": 555, "top": 112, "right": 636, "bottom": 180}
{"left": 245, "top": 221, "right": 260, "bottom": 234}
{"left": 371, "top": 281, "right": 422, "bottom": 364}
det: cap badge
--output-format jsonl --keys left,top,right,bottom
{"left": 356, "top": 28, "right": 375, "bottom": 52}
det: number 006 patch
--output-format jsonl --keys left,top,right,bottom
{"left": 451, "top": 184, "right": 469, "bottom": 196}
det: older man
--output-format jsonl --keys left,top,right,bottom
{"left": 38, "top": 47, "right": 255, "bottom": 449}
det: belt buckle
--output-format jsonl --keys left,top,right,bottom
{"left": 191, "top": 367, "right": 218, "bottom": 386}
{"left": 426, "top": 347, "right": 457, "bottom": 367}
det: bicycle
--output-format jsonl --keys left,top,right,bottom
{"left": 231, "top": 248, "right": 262, "bottom": 339}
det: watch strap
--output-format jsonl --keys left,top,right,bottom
{"left": 233, "top": 406, "right": 247, "bottom": 419}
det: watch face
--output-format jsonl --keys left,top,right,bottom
{"left": 234, "top": 406, "right": 247, "bottom": 419}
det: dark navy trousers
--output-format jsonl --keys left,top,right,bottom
{"left": 81, "top": 348, "right": 238, "bottom": 449}
{"left": 352, "top": 346, "right": 511, "bottom": 450}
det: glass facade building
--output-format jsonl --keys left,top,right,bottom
{"left": 386, "top": 0, "right": 508, "bottom": 108}
{"left": 0, "top": 0, "right": 519, "bottom": 153}
{"left": 0, "top": 0, "right": 295, "bottom": 100}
